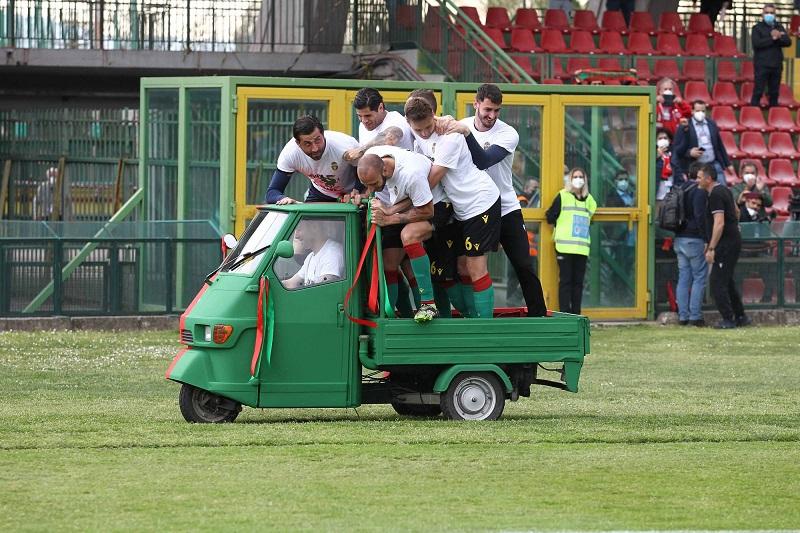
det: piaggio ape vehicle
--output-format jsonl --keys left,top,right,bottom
{"left": 166, "top": 202, "right": 590, "bottom": 421}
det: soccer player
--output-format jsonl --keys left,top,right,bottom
{"left": 357, "top": 146, "right": 439, "bottom": 322}
{"left": 404, "top": 96, "right": 501, "bottom": 318}
{"left": 443, "top": 83, "right": 547, "bottom": 317}
{"left": 266, "top": 115, "right": 360, "bottom": 204}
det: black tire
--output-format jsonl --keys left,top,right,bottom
{"left": 440, "top": 372, "right": 505, "bottom": 421}
{"left": 179, "top": 384, "right": 241, "bottom": 423}
{"left": 391, "top": 401, "right": 442, "bottom": 417}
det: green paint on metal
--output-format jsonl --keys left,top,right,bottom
{"left": 433, "top": 364, "right": 513, "bottom": 393}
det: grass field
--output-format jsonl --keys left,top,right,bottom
{"left": 1, "top": 325, "right": 798, "bottom": 532}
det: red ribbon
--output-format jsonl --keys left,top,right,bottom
{"left": 250, "top": 277, "right": 268, "bottom": 376}
{"left": 344, "top": 223, "right": 379, "bottom": 328}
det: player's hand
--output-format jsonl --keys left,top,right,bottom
{"left": 434, "top": 116, "right": 469, "bottom": 136}
{"left": 344, "top": 148, "right": 364, "bottom": 162}
{"left": 276, "top": 197, "right": 299, "bottom": 205}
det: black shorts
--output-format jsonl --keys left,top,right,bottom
{"left": 424, "top": 201, "right": 457, "bottom": 282}
{"left": 455, "top": 198, "right": 501, "bottom": 257}
{"left": 381, "top": 223, "right": 404, "bottom": 249}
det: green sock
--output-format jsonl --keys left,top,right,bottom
{"left": 459, "top": 276, "right": 476, "bottom": 318}
{"left": 404, "top": 243, "right": 435, "bottom": 303}
{"left": 434, "top": 283, "right": 452, "bottom": 318}
{"left": 445, "top": 283, "right": 466, "bottom": 316}
{"left": 408, "top": 277, "right": 422, "bottom": 308}
{"left": 472, "top": 274, "right": 494, "bottom": 318}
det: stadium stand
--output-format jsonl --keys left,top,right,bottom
{"left": 712, "top": 106, "right": 741, "bottom": 132}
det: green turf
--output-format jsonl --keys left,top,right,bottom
{"left": 0, "top": 325, "right": 798, "bottom": 531}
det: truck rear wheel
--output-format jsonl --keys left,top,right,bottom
{"left": 391, "top": 402, "right": 442, "bottom": 417}
{"left": 179, "top": 384, "right": 241, "bottom": 423}
{"left": 440, "top": 372, "right": 505, "bottom": 421}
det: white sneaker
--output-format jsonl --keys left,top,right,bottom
{"left": 414, "top": 303, "right": 439, "bottom": 323}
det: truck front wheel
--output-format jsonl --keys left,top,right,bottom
{"left": 179, "top": 384, "right": 241, "bottom": 423}
{"left": 440, "top": 372, "right": 505, "bottom": 421}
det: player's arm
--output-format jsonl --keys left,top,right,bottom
{"left": 464, "top": 134, "right": 511, "bottom": 170}
{"left": 371, "top": 198, "right": 433, "bottom": 227}
{"left": 344, "top": 127, "right": 405, "bottom": 162}
{"left": 266, "top": 169, "right": 298, "bottom": 204}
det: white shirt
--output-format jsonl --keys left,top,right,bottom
{"left": 693, "top": 119, "right": 715, "bottom": 164}
{"left": 460, "top": 116, "right": 520, "bottom": 217}
{"left": 364, "top": 145, "right": 433, "bottom": 208}
{"left": 276, "top": 131, "right": 359, "bottom": 199}
{"left": 297, "top": 239, "right": 344, "bottom": 286}
{"left": 359, "top": 111, "right": 415, "bottom": 204}
{"left": 412, "top": 131, "right": 500, "bottom": 221}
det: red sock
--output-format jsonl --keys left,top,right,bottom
{"left": 385, "top": 270, "right": 399, "bottom": 284}
{"left": 460, "top": 275, "right": 472, "bottom": 286}
{"left": 404, "top": 242, "right": 426, "bottom": 259}
{"left": 472, "top": 273, "right": 492, "bottom": 292}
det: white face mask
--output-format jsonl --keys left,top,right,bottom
{"left": 571, "top": 177, "right": 585, "bottom": 190}
{"left": 743, "top": 173, "right": 756, "bottom": 184}
{"left": 747, "top": 207, "right": 759, "bottom": 217}
{"left": 662, "top": 89, "right": 673, "bottom": 96}
{"left": 693, "top": 111, "right": 706, "bottom": 123}
{"left": 616, "top": 180, "right": 629, "bottom": 192}
{"left": 657, "top": 138, "right": 670, "bottom": 149}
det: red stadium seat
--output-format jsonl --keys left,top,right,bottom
{"left": 510, "top": 28, "right": 541, "bottom": 52}
{"left": 688, "top": 13, "right": 714, "bottom": 37}
{"left": 634, "top": 58, "right": 654, "bottom": 81}
{"left": 599, "top": 30, "right": 627, "bottom": 54}
{"left": 601, "top": 10, "right": 628, "bottom": 34}
{"left": 573, "top": 10, "right": 600, "bottom": 34}
{"left": 656, "top": 33, "right": 683, "bottom": 56}
{"left": 721, "top": 131, "right": 747, "bottom": 159}
{"left": 550, "top": 57, "right": 566, "bottom": 79}
{"left": 685, "top": 34, "right": 716, "bottom": 57}
{"left": 396, "top": 6, "right": 418, "bottom": 30}
{"left": 779, "top": 84, "right": 800, "bottom": 109}
{"left": 739, "top": 158, "right": 769, "bottom": 181}
{"left": 481, "top": 28, "right": 509, "bottom": 50}
{"left": 513, "top": 8, "right": 542, "bottom": 32}
{"left": 785, "top": 277, "right": 797, "bottom": 304}
{"left": 486, "top": 7, "right": 512, "bottom": 31}
{"left": 683, "top": 81, "right": 712, "bottom": 104}
{"left": 681, "top": 59, "right": 706, "bottom": 82}
{"left": 772, "top": 186, "right": 793, "bottom": 215}
{"left": 768, "top": 159, "right": 798, "bottom": 187}
{"left": 713, "top": 35, "right": 743, "bottom": 58}
{"left": 654, "top": 59, "right": 680, "bottom": 81}
{"left": 567, "top": 57, "right": 593, "bottom": 77}
{"left": 740, "top": 131, "right": 776, "bottom": 159}
{"left": 540, "top": 28, "right": 569, "bottom": 53}
{"left": 768, "top": 107, "right": 797, "bottom": 133}
{"left": 768, "top": 132, "right": 800, "bottom": 160}
{"left": 739, "top": 106, "right": 773, "bottom": 132}
{"left": 569, "top": 30, "right": 598, "bottom": 54}
{"left": 711, "top": 106, "right": 740, "bottom": 132}
{"left": 512, "top": 55, "right": 541, "bottom": 80}
{"left": 724, "top": 166, "right": 740, "bottom": 186}
{"left": 630, "top": 11, "right": 656, "bottom": 36}
{"left": 658, "top": 12, "right": 686, "bottom": 36}
{"left": 598, "top": 57, "right": 623, "bottom": 71}
{"left": 716, "top": 61, "right": 739, "bottom": 83}
{"left": 740, "top": 82, "right": 767, "bottom": 108}
{"left": 712, "top": 81, "right": 742, "bottom": 108}
{"left": 740, "top": 61, "right": 754, "bottom": 82}
{"left": 629, "top": 32, "right": 656, "bottom": 55}
{"left": 422, "top": 13, "right": 443, "bottom": 52}
{"left": 544, "top": 8, "right": 570, "bottom": 33}
{"left": 742, "top": 278, "right": 765, "bottom": 303}
{"left": 447, "top": 49, "right": 463, "bottom": 77}
{"left": 791, "top": 14, "right": 800, "bottom": 35}
{"left": 459, "top": 6, "right": 483, "bottom": 26}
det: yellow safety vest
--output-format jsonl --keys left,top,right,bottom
{"left": 553, "top": 189, "right": 597, "bottom": 256}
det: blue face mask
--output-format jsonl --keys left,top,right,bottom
{"left": 764, "top": 13, "right": 776, "bottom": 25}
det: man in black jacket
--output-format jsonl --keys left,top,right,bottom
{"left": 671, "top": 100, "right": 733, "bottom": 186}
{"left": 751, "top": 3, "right": 791, "bottom": 108}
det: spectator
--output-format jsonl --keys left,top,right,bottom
{"left": 674, "top": 162, "right": 709, "bottom": 327}
{"left": 655, "top": 128, "right": 674, "bottom": 203}
{"left": 655, "top": 78, "right": 691, "bottom": 137}
{"left": 605, "top": 0, "right": 634, "bottom": 25}
{"left": 694, "top": 0, "right": 731, "bottom": 26}
{"left": 697, "top": 163, "right": 750, "bottom": 329}
{"left": 750, "top": 3, "right": 791, "bottom": 108}
{"left": 606, "top": 169, "right": 634, "bottom": 208}
{"left": 518, "top": 178, "right": 540, "bottom": 208}
{"left": 739, "top": 192, "right": 773, "bottom": 223}
{"left": 549, "top": 0, "right": 573, "bottom": 16}
{"left": 671, "top": 100, "right": 733, "bottom": 187}
{"left": 730, "top": 161, "right": 773, "bottom": 209}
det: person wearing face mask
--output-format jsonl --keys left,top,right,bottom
{"left": 751, "top": 3, "right": 791, "bottom": 108}
{"left": 739, "top": 193, "right": 772, "bottom": 223}
{"left": 671, "top": 99, "right": 734, "bottom": 187}
{"left": 655, "top": 128, "right": 674, "bottom": 203}
{"left": 546, "top": 168, "right": 597, "bottom": 314}
{"left": 655, "top": 78, "right": 691, "bottom": 136}
{"left": 731, "top": 162, "right": 774, "bottom": 208}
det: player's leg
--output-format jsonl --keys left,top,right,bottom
{"left": 399, "top": 257, "right": 420, "bottom": 308}
{"left": 461, "top": 199, "right": 502, "bottom": 318}
{"left": 499, "top": 210, "right": 547, "bottom": 316}
{"left": 400, "top": 221, "right": 438, "bottom": 322}
{"left": 380, "top": 223, "right": 406, "bottom": 313}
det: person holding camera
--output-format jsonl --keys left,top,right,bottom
{"left": 672, "top": 100, "right": 734, "bottom": 187}
{"left": 731, "top": 161, "right": 773, "bottom": 211}
{"left": 739, "top": 192, "right": 773, "bottom": 223}
{"left": 655, "top": 78, "right": 691, "bottom": 137}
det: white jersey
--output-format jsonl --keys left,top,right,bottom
{"left": 365, "top": 146, "right": 433, "bottom": 208}
{"left": 460, "top": 116, "right": 520, "bottom": 217}
{"left": 412, "top": 131, "right": 499, "bottom": 221}
{"left": 360, "top": 111, "right": 415, "bottom": 203}
{"left": 276, "top": 130, "right": 359, "bottom": 199}
{"left": 297, "top": 239, "right": 344, "bottom": 285}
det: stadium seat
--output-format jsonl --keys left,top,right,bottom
{"left": 739, "top": 106, "right": 773, "bottom": 132}
{"left": 573, "top": 10, "right": 600, "bottom": 34}
{"left": 630, "top": 11, "right": 656, "bottom": 36}
{"left": 540, "top": 29, "right": 569, "bottom": 53}
{"left": 768, "top": 132, "right": 800, "bottom": 160}
{"left": 740, "top": 82, "right": 767, "bottom": 107}
{"left": 687, "top": 13, "right": 714, "bottom": 37}
{"left": 598, "top": 57, "right": 623, "bottom": 71}
{"left": 683, "top": 81, "right": 712, "bottom": 104}
{"left": 544, "top": 8, "right": 571, "bottom": 33}
{"left": 654, "top": 59, "right": 680, "bottom": 81}
{"left": 510, "top": 28, "right": 541, "bottom": 52}
{"left": 634, "top": 58, "right": 654, "bottom": 82}
{"left": 724, "top": 166, "right": 740, "bottom": 186}
{"left": 739, "top": 158, "right": 769, "bottom": 181}
{"left": 512, "top": 55, "right": 541, "bottom": 80}
{"left": 685, "top": 34, "right": 716, "bottom": 57}
{"left": 486, "top": 7, "right": 512, "bottom": 31}
{"left": 658, "top": 12, "right": 686, "bottom": 36}
{"left": 422, "top": 14, "right": 443, "bottom": 52}
{"left": 566, "top": 57, "right": 593, "bottom": 77}
{"left": 447, "top": 49, "right": 463, "bottom": 77}
{"left": 785, "top": 277, "right": 797, "bottom": 304}
{"left": 513, "top": 8, "right": 542, "bottom": 32}
{"left": 742, "top": 278, "right": 765, "bottom": 304}
{"left": 779, "top": 84, "right": 800, "bottom": 109}
{"left": 550, "top": 57, "right": 566, "bottom": 80}
{"left": 656, "top": 33, "right": 683, "bottom": 56}
{"left": 740, "top": 61, "right": 754, "bottom": 82}
{"left": 629, "top": 32, "right": 657, "bottom": 55}
{"left": 481, "top": 28, "right": 509, "bottom": 50}
{"left": 740, "top": 131, "right": 776, "bottom": 159}
{"left": 721, "top": 131, "right": 747, "bottom": 159}
{"left": 768, "top": 159, "right": 798, "bottom": 187}
{"left": 599, "top": 30, "right": 627, "bottom": 54}
{"left": 396, "top": 5, "right": 418, "bottom": 30}
{"left": 569, "top": 30, "right": 598, "bottom": 54}
{"left": 716, "top": 60, "right": 739, "bottom": 83}
{"left": 712, "top": 81, "right": 742, "bottom": 108}
{"left": 772, "top": 186, "right": 793, "bottom": 215}
{"left": 711, "top": 106, "right": 740, "bottom": 132}
{"left": 791, "top": 14, "right": 800, "bottom": 35}
{"left": 713, "top": 35, "right": 743, "bottom": 58}
{"left": 458, "top": 6, "right": 483, "bottom": 26}
{"left": 681, "top": 59, "right": 706, "bottom": 82}
{"left": 768, "top": 107, "right": 797, "bottom": 133}
{"left": 601, "top": 10, "right": 628, "bottom": 34}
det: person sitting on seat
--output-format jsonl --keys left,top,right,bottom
{"left": 283, "top": 219, "right": 344, "bottom": 288}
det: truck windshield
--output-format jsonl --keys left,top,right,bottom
{"left": 223, "top": 211, "right": 289, "bottom": 275}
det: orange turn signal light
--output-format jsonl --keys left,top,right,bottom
{"left": 213, "top": 324, "right": 233, "bottom": 344}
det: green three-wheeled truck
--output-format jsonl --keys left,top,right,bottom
{"left": 166, "top": 202, "right": 590, "bottom": 421}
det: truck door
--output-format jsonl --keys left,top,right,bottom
{"left": 258, "top": 214, "right": 356, "bottom": 408}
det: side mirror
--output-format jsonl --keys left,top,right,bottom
{"left": 274, "top": 240, "right": 294, "bottom": 259}
{"left": 221, "top": 233, "right": 238, "bottom": 257}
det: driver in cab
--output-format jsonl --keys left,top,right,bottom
{"left": 283, "top": 219, "right": 344, "bottom": 288}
